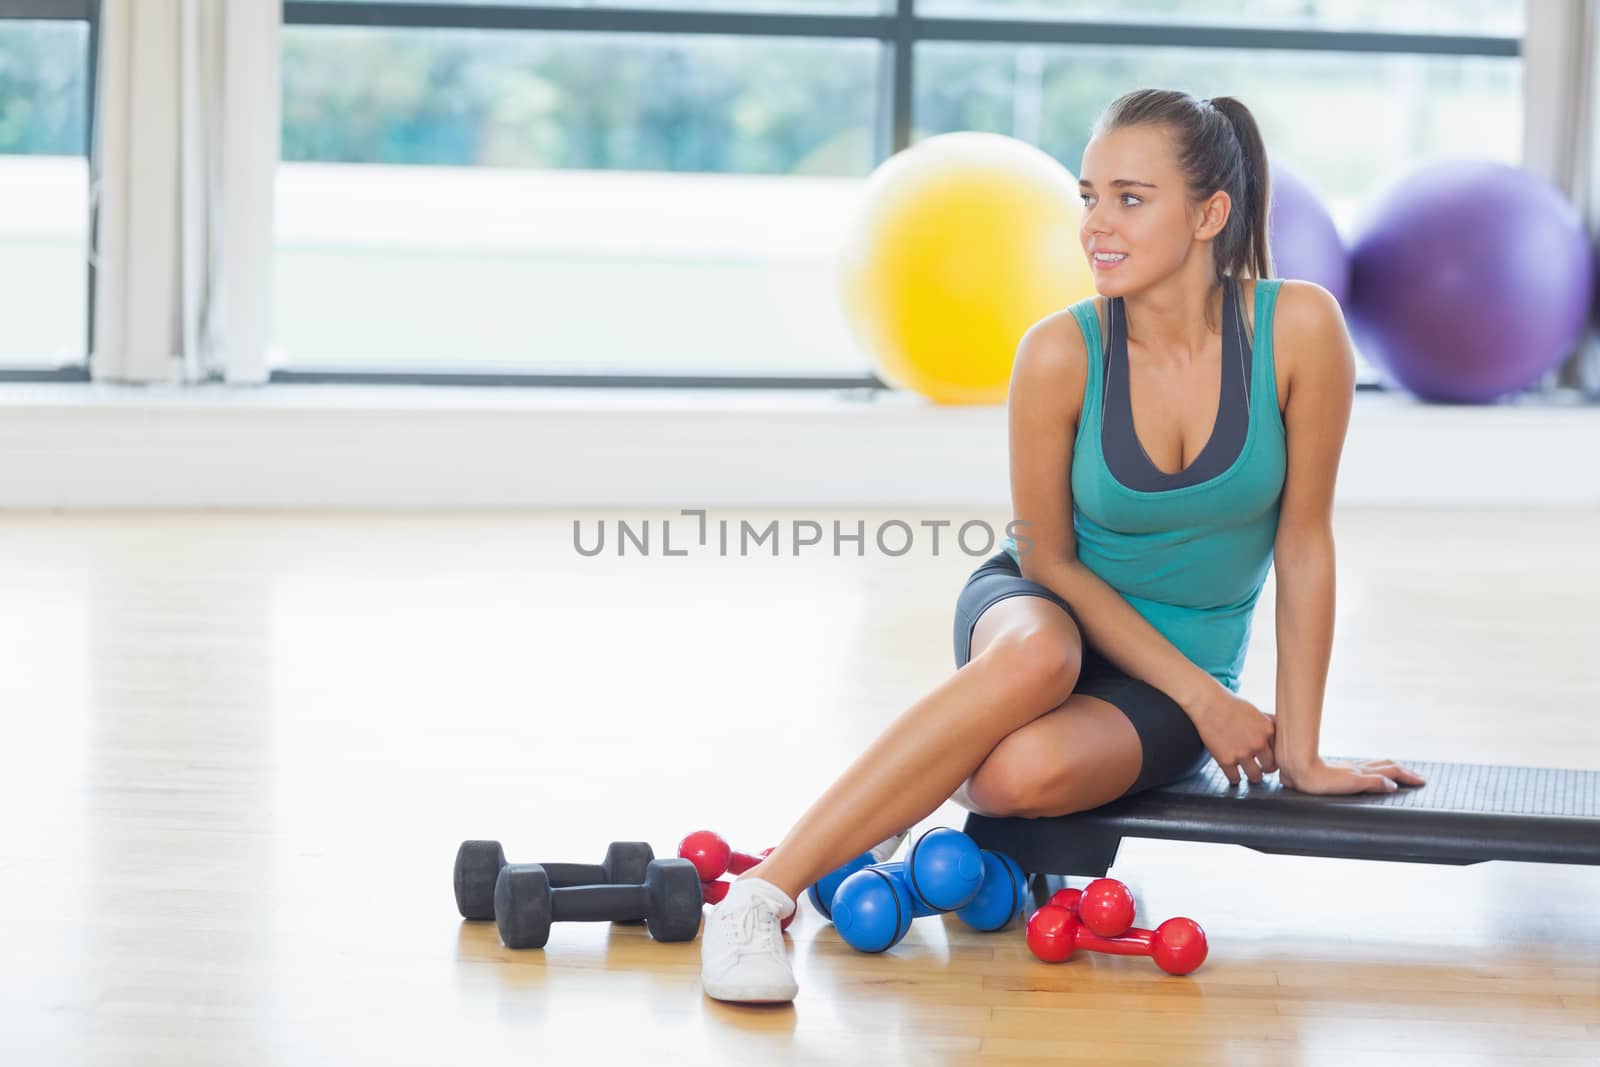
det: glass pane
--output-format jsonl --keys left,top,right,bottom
{"left": 914, "top": 42, "right": 1521, "bottom": 382}
{"left": 294, "top": 0, "right": 885, "bottom": 12}
{"left": 0, "top": 20, "right": 90, "bottom": 366}
{"left": 276, "top": 26, "right": 878, "bottom": 375}
{"left": 918, "top": 0, "right": 1524, "bottom": 35}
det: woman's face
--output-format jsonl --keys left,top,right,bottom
{"left": 1078, "top": 124, "right": 1221, "bottom": 296}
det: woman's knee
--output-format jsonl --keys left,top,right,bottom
{"left": 961, "top": 747, "right": 1052, "bottom": 818}
{"left": 959, "top": 696, "right": 1145, "bottom": 819}
{"left": 962, "top": 746, "right": 1120, "bottom": 820}
{"left": 980, "top": 623, "right": 1083, "bottom": 709}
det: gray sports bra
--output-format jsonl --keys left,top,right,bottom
{"left": 1101, "top": 276, "right": 1253, "bottom": 492}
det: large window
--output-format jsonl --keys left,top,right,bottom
{"left": 0, "top": 8, "right": 93, "bottom": 375}
{"left": 919, "top": 0, "right": 1523, "bottom": 35}
{"left": 275, "top": 25, "right": 878, "bottom": 378}
{"left": 914, "top": 44, "right": 1520, "bottom": 236}
{"left": 270, "top": 1, "right": 1522, "bottom": 385}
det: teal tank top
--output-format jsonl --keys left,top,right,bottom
{"left": 1002, "top": 278, "right": 1288, "bottom": 692}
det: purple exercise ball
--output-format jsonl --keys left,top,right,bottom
{"left": 1347, "top": 160, "right": 1593, "bottom": 403}
{"left": 1267, "top": 160, "right": 1350, "bottom": 307}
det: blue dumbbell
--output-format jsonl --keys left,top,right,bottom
{"left": 831, "top": 850, "right": 1028, "bottom": 952}
{"left": 815, "top": 827, "right": 984, "bottom": 915}
{"left": 809, "top": 827, "right": 987, "bottom": 917}
{"left": 958, "top": 850, "right": 1028, "bottom": 932}
{"left": 831, "top": 863, "right": 928, "bottom": 951}
{"left": 897, "top": 827, "right": 987, "bottom": 910}
{"left": 807, "top": 849, "right": 874, "bottom": 920}
{"left": 815, "top": 828, "right": 1027, "bottom": 952}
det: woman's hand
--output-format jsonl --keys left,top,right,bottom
{"left": 1277, "top": 755, "right": 1428, "bottom": 795}
{"left": 1188, "top": 689, "right": 1277, "bottom": 786}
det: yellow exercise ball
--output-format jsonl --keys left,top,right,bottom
{"left": 838, "top": 132, "right": 1096, "bottom": 405}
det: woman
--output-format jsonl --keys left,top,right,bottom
{"left": 701, "top": 89, "right": 1425, "bottom": 1004}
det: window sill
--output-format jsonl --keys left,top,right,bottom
{"left": 0, "top": 382, "right": 1594, "bottom": 508}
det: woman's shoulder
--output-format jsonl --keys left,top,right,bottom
{"left": 1011, "top": 305, "right": 1092, "bottom": 416}
{"left": 1268, "top": 277, "right": 1341, "bottom": 323}
{"left": 1264, "top": 278, "right": 1347, "bottom": 395}
{"left": 1016, "top": 305, "right": 1091, "bottom": 368}
{"left": 1254, "top": 279, "right": 1344, "bottom": 337}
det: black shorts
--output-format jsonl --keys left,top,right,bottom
{"left": 952, "top": 550, "right": 1210, "bottom": 797}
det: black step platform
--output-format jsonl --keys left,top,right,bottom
{"left": 964, "top": 760, "right": 1600, "bottom": 904}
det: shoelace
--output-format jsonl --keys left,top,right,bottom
{"left": 725, "top": 899, "right": 785, "bottom": 959}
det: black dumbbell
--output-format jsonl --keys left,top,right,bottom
{"left": 453, "top": 840, "right": 654, "bottom": 921}
{"left": 494, "top": 858, "right": 703, "bottom": 949}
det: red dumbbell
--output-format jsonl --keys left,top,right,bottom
{"left": 679, "top": 834, "right": 793, "bottom": 932}
{"left": 677, "top": 830, "right": 766, "bottom": 881}
{"left": 1026, "top": 903, "right": 1207, "bottom": 976}
{"left": 1048, "top": 877, "right": 1137, "bottom": 938}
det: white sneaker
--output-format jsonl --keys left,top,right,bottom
{"left": 870, "top": 828, "right": 910, "bottom": 864}
{"left": 700, "top": 877, "right": 799, "bottom": 1003}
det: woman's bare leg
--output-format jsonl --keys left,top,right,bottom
{"left": 740, "top": 596, "right": 1081, "bottom": 901}
{"left": 952, "top": 692, "right": 1144, "bottom": 818}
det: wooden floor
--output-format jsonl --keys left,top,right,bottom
{"left": 1, "top": 507, "right": 1597, "bottom": 1065}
